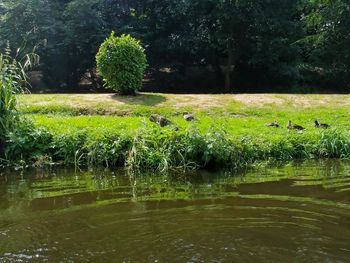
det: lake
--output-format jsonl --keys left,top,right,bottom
{"left": 0, "top": 160, "right": 350, "bottom": 262}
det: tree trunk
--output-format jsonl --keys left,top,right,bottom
{"left": 225, "top": 40, "right": 234, "bottom": 93}
{"left": 89, "top": 69, "right": 99, "bottom": 90}
{"left": 210, "top": 52, "right": 222, "bottom": 84}
{"left": 67, "top": 46, "right": 79, "bottom": 89}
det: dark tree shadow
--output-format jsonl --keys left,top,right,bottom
{"left": 110, "top": 93, "right": 167, "bottom": 106}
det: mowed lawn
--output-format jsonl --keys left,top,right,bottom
{"left": 17, "top": 93, "right": 350, "bottom": 140}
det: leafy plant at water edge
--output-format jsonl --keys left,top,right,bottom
{"left": 86, "top": 134, "right": 132, "bottom": 167}
{"left": 0, "top": 79, "right": 18, "bottom": 137}
{"left": 51, "top": 131, "right": 88, "bottom": 166}
{"left": 0, "top": 44, "right": 39, "bottom": 158}
{"left": 5, "top": 119, "right": 52, "bottom": 162}
{"left": 314, "top": 130, "right": 350, "bottom": 158}
{"left": 126, "top": 126, "right": 260, "bottom": 172}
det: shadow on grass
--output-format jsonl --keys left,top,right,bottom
{"left": 111, "top": 93, "right": 167, "bottom": 106}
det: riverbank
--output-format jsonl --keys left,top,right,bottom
{"left": 2, "top": 93, "right": 349, "bottom": 170}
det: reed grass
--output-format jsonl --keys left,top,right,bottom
{"left": 3, "top": 115, "right": 350, "bottom": 172}
{"left": 0, "top": 44, "right": 38, "bottom": 165}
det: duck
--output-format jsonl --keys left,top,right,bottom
{"left": 287, "top": 120, "right": 305, "bottom": 130}
{"left": 183, "top": 112, "right": 195, "bottom": 121}
{"left": 265, "top": 121, "right": 280, "bottom": 128}
{"left": 314, "top": 120, "right": 330, "bottom": 129}
{"left": 149, "top": 114, "right": 171, "bottom": 127}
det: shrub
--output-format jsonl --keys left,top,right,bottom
{"left": 96, "top": 32, "right": 147, "bottom": 95}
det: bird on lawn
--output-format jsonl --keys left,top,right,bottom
{"left": 183, "top": 112, "right": 195, "bottom": 121}
{"left": 149, "top": 114, "right": 171, "bottom": 127}
{"left": 265, "top": 121, "right": 280, "bottom": 128}
{"left": 287, "top": 120, "right": 305, "bottom": 130}
{"left": 314, "top": 120, "right": 330, "bottom": 129}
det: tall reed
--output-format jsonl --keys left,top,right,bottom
{"left": 0, "top": 44, "right": 39, "bottom": 157}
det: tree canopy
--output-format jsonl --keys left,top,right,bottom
{"left": 0, "top": 0, "right": 349, "bottom": 93}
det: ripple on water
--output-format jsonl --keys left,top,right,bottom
{"left": 0, "top": 161, "right": 350, "bottom": 262}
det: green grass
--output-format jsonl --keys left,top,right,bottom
{"left": 18, "top": 92, "right": 350, "bottom": 119}
{"left": 17, "top": 92, "right": 350, "bottom": 114}
{"left": 17, "top": 93, "right": 350, "bottom": 131}
{"left": 3, "top": 93, "right": 350, "bottom": 171}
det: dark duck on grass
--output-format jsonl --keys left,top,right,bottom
{"left": 287, "top": 120, "right": 305, "bottom": 130}
{"left": 314, "top": 120, "right": 330, "bottom": 129}
{"left": 265, "top": 121, "right": 280, "bottom": 128}
{"left": 183, "top": 112, "right": 195, "bottom": 121}
{"left": 149, "top": 114, "right": 171, "bottom": 127}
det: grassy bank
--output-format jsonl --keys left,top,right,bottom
{"left": 2, "top": 93, "right": 349, "bottom": 170}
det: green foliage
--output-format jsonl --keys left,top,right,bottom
{"left": 51, "top": 131, "right": 88, "bottom": 166}
{"left": 0, "top": 0, "right": 105, "bottom": 89}
{"left": 315, "top": 130, "right": 350, "bottom": 158}
{"left": 63, "top": 0, "right": 105, "bottom": 88}
{"left": 0, "top": 44, "right": 39, "bottom": 159}
{"left": 5, "top": 118, "right": 52, "bottom": 161}
{"left": 0, "top": 49, "right": 24, "bottom": 151}
{"left": 86, "top": 134, "right": 132, "bottom": 167}
{"left": 10, "top": 92, "right": 350, "bottom": 170}
{"left": 3, "top": 112, "right": 350, "bottom": 172}
{"left": 300, "top": 0, "right": 350, "bottom": 89}
{"left": 1, "top": 0, "right": 349, "bottom": 91}
{"left": 0, "top": 79, "right": 17, "bottom": 137}
{"left": 96, "top": 32, "right": 147, "bottom": 94}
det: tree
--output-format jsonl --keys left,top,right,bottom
{"left": 0, "top": 0, "right": 107, "bottom": 90}
{"left": 0, "top": 0, "right": 65, "bottom": 88}
{"left": 96, "top": 32, "right": 147, "bottom": 94}
{"left": 301, "top": 0, "right": 350, "bottom": 90}
{"left": 179, "top": 0, "right": 301, "bottom": 92}
{"left": 63, "top": 0, "right": 105, "bottom": 89}
{"left": 0, "top": 0, "right": 346, "bottom": 92}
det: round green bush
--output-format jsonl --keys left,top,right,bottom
{"left": 96, "top": 32, "right": 147, "bottom": 94}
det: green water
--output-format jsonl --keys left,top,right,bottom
{"left": 0, "top": 160, "right": 350, "bottom": 262}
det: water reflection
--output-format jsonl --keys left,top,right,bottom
{"left": 0, "top": 160, "right": 350, "bottom": 262}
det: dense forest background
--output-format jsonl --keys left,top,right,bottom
{"left": 0, "top": 0, "right": 349, "bottom": 93}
